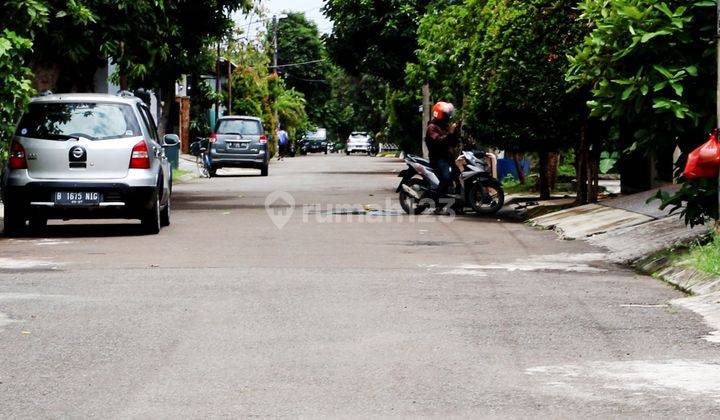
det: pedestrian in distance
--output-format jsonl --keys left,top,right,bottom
{"left": 277, "top": 125, "right": 289, "bottom": 161}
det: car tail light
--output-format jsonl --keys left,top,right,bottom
{"left": 259, "top": 134, "right": 267, "bottom": 144}
{"left": 209, "top": 132, "right": 217, "bottom": 143}
{"left": 9, "top": 141, "right": 27, "bottom": 170}
{"left": 129, "top": 141, "right": 151, "bottom": 169}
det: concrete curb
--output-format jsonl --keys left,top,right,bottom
{"left": 636, "top": 251, "right": 720, "bottom": 344}
{"left": 530, "top": 204, "right": 654, "bottom": 240}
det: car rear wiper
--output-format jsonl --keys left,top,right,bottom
{"left": 42, "top": 133, "right": 81, "bottom": 141}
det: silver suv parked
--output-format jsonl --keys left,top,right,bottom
{"left": 2, "top": 93, "right": 179, "bottom": 236}
{"left": 208, "top": 116, "right": 269, "bottom": 176}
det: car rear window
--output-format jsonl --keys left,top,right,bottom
{"left": 16, "top": 102, "right": 142, "bottom": 141}
{"left": 216, "top": 119, "right": 262, "bottom": 135}
{"left": 306, "top": 129, "right": 327, "bottom": 141}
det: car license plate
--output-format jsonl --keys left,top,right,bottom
{"left": 54, "top": 191, "right": 101, "bottom": 206}
{"left": 228, "top": 142, "right": 249, "bottom": 150}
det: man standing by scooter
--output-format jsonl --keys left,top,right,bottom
{"left": 425, "top": 102, "right": 459, "bottom": 211}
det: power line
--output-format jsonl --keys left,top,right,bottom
{"left": 274, "top": 59, "right": 326, "bottom": 69}
{"left": 284, "top": 73, "right": 329, "bottom": 84}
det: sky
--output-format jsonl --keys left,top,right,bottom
{"left": 236, "top": 0, "right": 333, "bottom": 39}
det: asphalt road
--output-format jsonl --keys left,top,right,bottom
{"left": 1, "top": 154, "right": 719, "bottom": 418}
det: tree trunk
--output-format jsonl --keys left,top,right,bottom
{"left": 31, "top": 63, "right": 61, "bottom": 92}
{"left": 589, "top": 137, "right": 601, "bottom": 203}
{"left": 512, "top": 153, "right": 526, "bottom": 184}
{"left": 157, "top": 80, "right": 175, "bottom": 138}
{"left": 538, "top": 151, "right": 558, "bottom": 200}
{"left": 575, "top": 121, "right": 602, "bottom": 204}
{"left": 576, "top": 122, "right": 589, "bottom": 205}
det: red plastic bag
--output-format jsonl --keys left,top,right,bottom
{"left": 684, "top": 129, "right": 720, "bottom": 179}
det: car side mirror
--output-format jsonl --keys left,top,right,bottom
{"left": 163, "top": 134, "right": 180, "bottom": 147}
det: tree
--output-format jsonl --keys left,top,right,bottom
{"left": 324, "top": 0, "right": 431, "bottom": 87}
{"left": 413, "top": 0, "right": 590, "bottom": 199}
{"left": 23, "top": 0, "right": 252, "bottom": 135}
{"left": 324, "top": 0, "right": 431, "bottom": 151}
{"left": 0, "top": 0, "right": 49, "bottom": 143}
{"left": 568, "top": 0, "right": 716, "bottom": 224}
{"left": 269, "top": 12, "right": 331, "bottom": 125}
{"left": 229, "top": 41, "right": 309, "bottom": 155}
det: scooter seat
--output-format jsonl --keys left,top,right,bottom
{"left": 406, "top": 155, "right": 432, "bottom": 168}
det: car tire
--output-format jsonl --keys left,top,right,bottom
{"left": 345, "top": 151, "right": 350, "bottom": 156}
{"left": 28, "top": 216, "right": 47, "bottom": 234}
{"left": 208, "top": 167, "right": 218, "bottom": 178}
{"left": 3, "top": 203, "right": 26, "bottom": 237}
{"left": 260, "top": 164, "right": 269, "bottom": 177}
{"left": 141, "top": 189, "right": 161, "bottom": 235}
{"left": 160, "top": 199, "right": 171, "bottom": 227}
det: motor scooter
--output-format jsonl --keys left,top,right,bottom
{"left": 396, "top": 150, "right": 504, "bottom": 215}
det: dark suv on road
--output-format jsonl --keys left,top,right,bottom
{"left": 208, "top": 116, "right": 269, "bottom": 176}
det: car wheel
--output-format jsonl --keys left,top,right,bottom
{"left": 160, "top": 199, "right": 171, "bottom": 227}
{"left": 141, "top": 189, "right": 161, "bottom": 235}
{"left": 208, "top": 167, "right": 218, "bottom": 178}
{"left": 260, "top": 164, "right": 269, "bottom": 177}
{"left": 345, "top": 151, "right": 350, "bottom": 156}
{"left": 3, "top": 203, "right": 26, "bottom": 237}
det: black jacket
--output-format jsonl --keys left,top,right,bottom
{"left": 425, "top": 120, "right": 458, "bottom": 162}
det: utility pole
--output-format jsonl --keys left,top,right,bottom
{"left": 272, "top": 15, "right": 279, "bottom": 74}
{"left": 272, "top": 15, "right": 280, "bottom": 151}
{"left": 215, "top": 42, "right": 221, "bottom": 123}
{"left": 422, "top": 83, "right": 431, "bottom": 159}
{"left": 227, "top": 59, "right": 232, "bottom": 115}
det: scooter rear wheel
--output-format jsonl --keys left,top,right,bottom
{"left": 468, "top": 180, "right": 505, "bottom": 215}
{"left": 399, "top": 178, "right": 430, "bottom": 215}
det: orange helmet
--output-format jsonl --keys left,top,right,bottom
{"left": 432, "top": 102, "right": 455, "bottom": 123}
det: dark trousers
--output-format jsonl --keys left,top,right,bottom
{"left": 431, "top": 158, "right": 453, "bottom": 197}
{"left": 278, "top": 143, "right": 288, "bottom": 158}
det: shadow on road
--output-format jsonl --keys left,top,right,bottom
{"left": 213, "top": 173, "right": 263, "bottom": 178}
{"left": 11, "top": 223, "right": 149, "bottom": 239}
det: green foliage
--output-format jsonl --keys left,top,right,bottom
{"left": 324, "top": 0, "right": 431, "bottom": 87}
{"left": 322, "top": 70, "right": 387, "bottom": 141}
{"left": 412, "top": 0, "right": 589, "bottom": 153}
{"left": 228, "top": 42, "right": 309, "bottom": 152}
{"left": 570, "top": 0, "right": 716, "bottom": 225}
{"left": 567, "top": 0, "right": 715, "bottom": 152}
{"left": 325, "top": 0, "right": 430, "bottom": 151}
{"left": 686, "top": 235, "right": 720, "bottom": 277}
{"left": 473, "top": 0, "right": 588, "bottom": 151}
{"left": 0, "top": 0, "right": 48, "bottom": 143}
{"left": 650, "top": 178, "right": 718, "bottom": 227}
{"left": 188, "top": 76, "right": 218, "bottom": 139}
{"left": 599, "top": 151, "right": 620, "bottom": 174}
{"left": 269, "top": 12, "right": 331, "bottom": 125}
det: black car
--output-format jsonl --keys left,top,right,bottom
{"left": 300, "top": 129, "right": 328, "bottom": 155}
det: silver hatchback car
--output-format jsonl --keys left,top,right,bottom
{"left": 2, "top": 93, "right": 179, "bottom": 236}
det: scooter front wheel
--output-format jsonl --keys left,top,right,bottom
{"left": 399, "top": 178, "right": 430, "bottom": 215}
